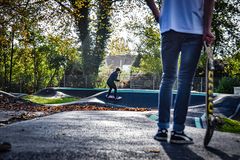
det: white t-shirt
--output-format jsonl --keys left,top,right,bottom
{"left": 160, "top": 0, "right": 204, "bottom": 35}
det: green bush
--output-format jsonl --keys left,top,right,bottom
{"left": 217, "top": 117, "right": 240, "bottom": 134}
{"left": 216, "top": 77, "right": 240, "bottom": 93}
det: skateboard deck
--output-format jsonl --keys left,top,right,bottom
{"left": 106, "top": 95, "right": 122, "bottom": 100}
{"left": 203, "top": 42, "right": 215, "bottom": 147}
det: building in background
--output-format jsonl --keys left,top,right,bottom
{"left": 105, "top": 54, "right": 136, "bottom": 72}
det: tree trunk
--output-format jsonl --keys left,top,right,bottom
{"left": 70, "top": 0, "right": 93, "bottom": 87}
{"left": 93, "top": 0, "right": 112, "bottom": 73}
{"left": 4, "top": 51, "right": 8, "bottom": 91}
{"left": 47, "top": 69, "right": 57, "bottom": 87}
{"left": 70, "top": 0, "right": 113, "bottom": 88}
{"left": 32, "top": 41, "right": 38, "bottom": 92}
{"left": 9, "top": 27, "right": 14, "bottom": 92}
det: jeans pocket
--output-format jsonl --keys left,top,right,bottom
{"left": 161, "top": 30, "right": 176, "bottom": 44}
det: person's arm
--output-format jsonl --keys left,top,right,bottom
{"left": 203, "top": 0, "right": 215, "bottom": 45}
{"left": 145, "top": 0, "right": 160, "bottom": 22}
{"left": 113, "top": 73, "right": 120, "bottom": 82}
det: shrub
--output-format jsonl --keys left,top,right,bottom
{"left": 216, "top": 77, "right": 240, "bottom": 93}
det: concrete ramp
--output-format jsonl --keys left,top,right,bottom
{"left": 94, "top": 89, "right": 206, "bottom": 109}
{"left": 35, "top": 88, "right": 239, "bottom": 120}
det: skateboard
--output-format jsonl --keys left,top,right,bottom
{"left": 203, "top": 42, "right": 218, "bottom": 147}
{"left": 106, "top": 95, "right": 122, "bottom": 100}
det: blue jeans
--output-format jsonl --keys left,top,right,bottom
{"left": 158, "top": 30, "right": 203, "bottom": 132}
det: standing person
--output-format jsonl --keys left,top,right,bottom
{"left": 106, "top": 68, "right": 121, "bottom": 99}
{"left": 146, "top": 0, "right": 215, "bottom": 144}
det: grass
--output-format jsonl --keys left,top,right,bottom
{"left": 217, "top": 117, "right": 240, "bottom": 134}
{"left": 23, "top": 95, "right": 80, "bottom": 104}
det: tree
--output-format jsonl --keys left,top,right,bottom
{"left": 212, "top": 0, "right": 240, "bottom": 56}
{"left": 58, "top": 0, "right": 115, "bottom": 87}
{"left": 44, "top": 35, "right": 79, "bottom": 88}
{"left": 108, "top": 37, "right": 130, "bottom": 55}
{"left": 0, "top": 4, "right": 79, "bottom": 93}
{"left": 7, "top": 31, "right": 78, "bottom": 93}
{"left": 0, "top": 25, "right": 10, "bottom": 91}
{"left": 0, "top": 0, "right": 117, "bottom": 90}
{"left": 132, "top": 53, "right": 143, "bottom": 68}
{"left": 139, "top": 54, "right": 162, "bottom": 76}
{"left": 126, "top": 15, "right": 162, "bottom": 76}
{"left": 224, "top": 49, "right": 240, "bottom": 79}
{"left": 0, "top": 0, "right": 51, "bottom": 92}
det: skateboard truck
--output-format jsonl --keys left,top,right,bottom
{"left": 208, "top": 114, "right": 224, "bottom": 127}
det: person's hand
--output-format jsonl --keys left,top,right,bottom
{"left": 121, "top": 81, "right": 126, "bottom": 85}
{"left": 203, "top": 30, "right": 215, "bottom": 45}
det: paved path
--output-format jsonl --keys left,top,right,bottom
{"left": 0, "top": 111, "right": 239, "bottom": 160}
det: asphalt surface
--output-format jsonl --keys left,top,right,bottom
{"left": 1, "top": 111, "right": 239, "bottom": 160}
